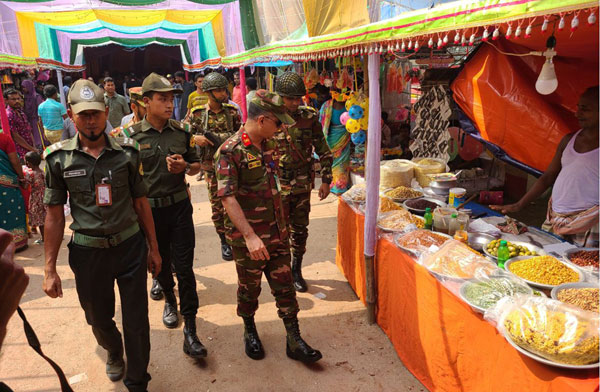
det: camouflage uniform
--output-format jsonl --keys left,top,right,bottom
{"left": 276, "top": 106, "right": 333, "bottom": 257}
{"left": 215, "top": 128, "right": 298, "bottom": 319}
{"left": 191, "top": 104, "right": 241, "bottom": 235}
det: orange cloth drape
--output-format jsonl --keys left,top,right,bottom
{"left": 336, "top": 200, "right": 599, "bottom": 392}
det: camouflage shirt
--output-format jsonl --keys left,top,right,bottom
{"left": 191, "top": 103, "right": 241, "bottom": 165}
{"left": 275, "top": 106, "right": 333, "bottom": 195}
{"left": 215, "top": 128, "right": 287, "bottom": 248}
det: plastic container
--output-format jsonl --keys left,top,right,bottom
{"left": 380, "top": 159, "right": 414, "bottom": 188}
{"left": 448, "top": 213, "right": 459, "bottom": 236}
{"left": 412, "top": 157, "right": 447, "bottom": 187}
{"left": 454, "top": 230, "right": 468, "bottom": 244}
{"left": 448, "top": 187, "right": 467, "bottom": 207}
{"left": 432, "top": 207, "right": 470, "bottom": 234}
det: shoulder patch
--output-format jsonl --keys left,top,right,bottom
{"left": 42, "top": 141, "right": 67, "bottom": 159}
{"left": 115, "top": 137, "right": 140, "bottom": 151}
{"left": 169, "top": 119, "right": 191, "bottom": 133}
{"left": 221, "top": 133, "right": 242, "bottom": 153}
{"left": 122, "top": 124, "right": 140, "bottom": 138}
{"left": 299, "top": 106, "right": 317, "bottom": 119}
{"left": 222, "top": 103, "right": 235, "bottom": 108}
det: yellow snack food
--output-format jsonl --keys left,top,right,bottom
{"left": 379, "top": 196, "right": 403, "bottom": 212}
{"left": 508, "top": 256, "right": 579, "bottom": 286}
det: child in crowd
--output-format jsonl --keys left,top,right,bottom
{"left": 24, "top": 151, "right": 46, "bottom": 244}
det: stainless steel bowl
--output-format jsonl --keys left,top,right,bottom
{"left": 467, "top": 232, "right": 497, "bottom": 252}
{"left": 504, "top": 256, "right": 584, "bottom": 290}
{"left": 563, "top": 247, "right": 599, "bottom": 276}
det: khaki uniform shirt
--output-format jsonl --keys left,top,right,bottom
{"left": 43, "top": 134, "right": 147, "bottom": 236}
{"left": 215, "top": 129, "right": 287, "bottom": 248}
{"left": 116, "top": 118, "right": 199, "bottom": 199}
{"left": 275, "top": 106, "right": 333, "bottom": 196}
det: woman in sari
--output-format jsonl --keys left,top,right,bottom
{"left": 0, "top": 131, "right": 28, "bottom": 250}
{"left": 21, "top": 80, "right": 46, "bottom": 150}
{"left": 319, "top": 93, "right": 351, "bottom": 194}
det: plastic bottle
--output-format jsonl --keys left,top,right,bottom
{"left": 424, "top": 207, "right": 433, "bottom": 230}
{"left": 448, "top": 213, "right": 459, "bottom": 236}
{"left": 454, "top": 229, "right": 468, "bottom": 244}
{"left": 497, "top": 240, "right": 510, "bottom": 269}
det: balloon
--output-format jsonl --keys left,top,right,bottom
{"left": 346, "top": 118, "right": 361, "bottom": 133}
{"left": 351, "top": 130, "right": 366, "bottom": 145}
{"left": 349, "top": 105, "right": 364, "bottom": 120}
{"left": 345, "top": 98, "right": 357, "bottom": 111}
{"left": 359, "top": 98, "right": 369, "bottom": 110}
{"left": 340, "top": 111, "right": 350, "bottom": 126}
{"left": 358, "top": 116, "right": 369, "bottom": 130}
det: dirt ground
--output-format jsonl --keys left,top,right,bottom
{"left": 0, "top": 179, "right": 424, "bottom": 392}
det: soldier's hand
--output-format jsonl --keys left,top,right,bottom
{"left": 147, "top": 249, "right": 162, "bottom": 278}
{"left": 43, "top": 269, "right": 63, "bottom": 298}
{"left": 166, "top": 154, "right": 187, "bottom": 174}
{"left": 318, "top": 182, "right": 330, "bottom": 200}
{"left": 245, "top": 234, "right": 270, "bottom": 261}
{"left": 194, "top": 135, "right": 214, "bottom": 147}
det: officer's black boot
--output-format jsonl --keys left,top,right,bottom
{"left": 219, "top": 233, "right": 233, "bottom": 261}
{"left": 242, "top": 316, "right": 265, "bottom": 360}
{"left": 291, "top": 253, "right": 308, "bottom": 292}
{"left": 283, "top": 316, "right": 322, "bottom": 363}
{"left": 183, "top": 318, "right": 207, "bottom": 359}
{"left": 106, "top": 349, "right": 125, "bottom": 382}
{"left": 149, "top": 278, "right": 163, "bottom": 301}
{"left": 162, "top": 290, "right": 179, "bottom": 329}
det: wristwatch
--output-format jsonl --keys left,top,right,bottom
{"left": 184, "top": 162, "right": 191, "bottom": 174}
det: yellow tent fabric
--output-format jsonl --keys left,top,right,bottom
{"left": 302, "top": 0, "right": 369, "bottom": 37}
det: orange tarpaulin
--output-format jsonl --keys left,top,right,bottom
{"left": 336, "top": 200, "right": 599, "bottom": 392}
{"left": 451, "top": 22, "right": 599, "bottom": 172}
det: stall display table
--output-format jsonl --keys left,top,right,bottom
{"left": 336, "top": 200, "right": 599, "bottom": 392}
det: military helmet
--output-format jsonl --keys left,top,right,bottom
{"left": 202, "top": 72, "right": 228, "bottom": 92}
{"left": 275, "top": 72, "right": 306, "bottom": 97}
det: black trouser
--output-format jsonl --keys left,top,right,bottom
{"left": 68, "top": 231, "right": 150, "bottom": 392}
{"left": 152, "top": 198, "right": 198, "bottom": 318}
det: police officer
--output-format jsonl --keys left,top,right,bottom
{"left": 215, "top": 90, "right": 322, "bottom": 363}
{"left": 42, "top": 79, "right": 161, "bottom": 391}
{"left": 190, "top": 72, "right": 241, "bottom": 261}
{"left": 275, "top": 72, "right": 333, "bottom": 292}
{"left": 116, "top": 73, "right": 206, "bottom": 359}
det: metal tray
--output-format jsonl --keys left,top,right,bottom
{"left": 483, "top": 240, "right": 545, "bottom": 261}
{"left": 459, "top": 277, "right": 533, "bottom": 314}
{"left": 468, "top": 232, "right": 497, "bottom": 252}
{"left": 551, "top": 281, "right": 599, "bottom": 300}
{"left": 504, "top": 256, "right": 584, "bottom": 290}
{"left": 503, "top": 331, "right": 599, "bottom": 370}
{"left": 562, "top": 247, "right": 599, "bottom": 276}
{"left": 402, "top": 197, "right": 447, "bottom": 216}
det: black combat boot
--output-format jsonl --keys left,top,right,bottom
{"left": 242, "top": 316, "right": 265, "bottom": 360}
{"left": 219, "top": 233, "right": 233, "bottom": 261}
{"left": 149, "top": 278, "right": 163, "bottom": 301}
{"left": 291, "top": 253, "right": 308, "bottom": 292}
{"left": 162, "top": 290, "right": 179, "bottom": 328}
{"left": 283, "top": 316, "right": 322, "bottom": 363}
{"left": 106, "top": 350, "right": 125, "bottom": 382}
{"left": 183, "top": 318, "right": 207, "bottom": 359}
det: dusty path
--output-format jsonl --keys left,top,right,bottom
{"left": 0, "top": 179, "right": 424, "bottom": 392}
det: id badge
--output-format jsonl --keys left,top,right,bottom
{"left": 95, "top": 184, "right": 112, "bottom": 206}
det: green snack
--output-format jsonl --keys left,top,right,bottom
{"left": 463, "top": 278, "right": 531, "bottom": 310}
{"left": 485, "top": 240, "right": 538, "bottom": 258}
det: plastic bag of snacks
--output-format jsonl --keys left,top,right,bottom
{"left": 380, "top": 159, "right": 414, "bottom": 188}
{"left": 485, "top": 295, "right": 600, "bottom": 366}
{"left": 377, "top": 210, "right": 424, "bottom": 233}
{"left": 412, "top": 157, "right": 447, "bottom": 187}
{"left": 342, "top": 183, "right": 366, "bottom": 206}
{"left": 459, "top": 275, "right": 532, "bottom": 313}
{"left": 420, "top": 240, "right": 498, "bottom": 280}
{"left": 394, "top": 229, "right": 452, "bottom": 257}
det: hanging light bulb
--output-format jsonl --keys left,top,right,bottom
{"left": 571, "top": 14, "right": 580, "bottom": 31}
{"left": 515, "top": 25, "right": 522, "bottom": 38}
{"left": 558, "top": 16, "right": 565, "bottom": 31}
{"left": 541, "top": 19, "right": 549, "bottom": 33}
{"left": 535, "top": 36, "right": 558, "bottom": 95}
{"left": 588, "top": 11, "right": 597, "bottom": 25}
{"left": 482, "top": 28, "right": 489, "bottom": 42}
{"left": 525, "top": 25, "right": 532, "bottom": 38}
{"left": 492, "top": 27, "right": 500, "bottom": 40}
{"left": 505, "top": 25, "right": 513, "bottom": 39}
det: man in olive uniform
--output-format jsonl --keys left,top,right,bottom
{"left": 215, "top": 90, "right": 322, "bottom": 363}
{"left": 115, "top": 73, "right": 207, "bottom": 359}
{"left": 275, "top": 72, "right": 333, "bottom": 292}
{"left": 190, "top": 72, "right": 241, "bottom": 261}
{"left": 42, "top": 79, "right": 162, "bottom": 392}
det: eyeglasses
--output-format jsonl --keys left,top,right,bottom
{"left": 263, "top": 115, "right": 282, "bottom": 128}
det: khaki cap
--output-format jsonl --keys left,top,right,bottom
{"left": 68, "top": 79, "right": 106, "bottom": 114}
{"left": 142, "top": 72, "right": 183, "bottom": 95}
{"left": 128, "top": 87, "right": 145, "bottom": 107}
{"left": 251, "top": 89, "right": 295, "bottom": 126}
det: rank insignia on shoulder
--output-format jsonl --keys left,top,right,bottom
{"left": 241, "top": 132, "right": 251, "bottom": 147}
{"left": 190, "top": 135, "right": 195, "bottom": 148}
{"left": 248, "top": 160, "right": 261, "bottom": 169}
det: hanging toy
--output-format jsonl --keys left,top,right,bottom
{"left": 482, "top": 28, "right": 489, "bottom": 42}
{"left": 571, "top": 14, "right": 580, "bottom": 31}
{"left": 437, "top": 37, "right": 443, "bottom": 48}
{"left": 558, "top": 15, "right": 565, "bottom": 31}
{"left": 359, "top": 97, "right": 369, "bottom": 111}
{"left": 345, "top": 118, "right": 361, "bottom": 133}
{"left": 345, "top": 96, "right": 358, "bottom": 111}
{"left": 358, "top": 116, "right": 369, "bottom": 130}
{"left": 401, "top": 41, "right": 406, "bottom": 52}
{"left": 454, "top": 32, "right": 460, "bottom": 44}
{"left": 525, "top": 24, "right": 532, "bottom": 38}
{"left": 351, "top": 130, "right": 366, "bottom": 145}
{"left": 443, "top": 34, "right": 449, "bottom": 46}
{"left": 492, "top": 27, "right": 500, "bottom": 40}
{"left": 469, "top": 34, "right": 475, "bottom": 46}
{"left": 461, "top": 33, "right": 467, "bottom": 46}
{"left": 414, "top": 40, "right": 420, "bottom": 51}
{"left": 348, "top": 105, "right": 364, "bottom": 120}
{"left": 515, "top": 25, "right": 522, "bottom": 39}
{"left": 340, "top": 111, "right": 350, "bottom": 126}
{"left": 588, "top": 11, "right": 597, "bottom": 25}
{"left": 505, "top": 25, "right": 513, "bottom": 39}
{"left": 541, "top": 18, "right": 549, "bottom": 33}
{"left": 428, "top": 37, "right": 434, "bottom": 48}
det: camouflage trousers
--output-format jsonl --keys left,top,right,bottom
{"left": 232, "top": 243, "right": 299, "bottom": 319}
{"left": 202, "top": 161, "right": 226, "bottom": 235}
{"left": 283, "top": 191, "right": 311, "bottom": 257}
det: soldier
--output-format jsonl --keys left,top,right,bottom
{"left": 191, "top": 72, "right": 241, "bottom": 261}
{"left": 215, "top": 90, "right": 322, "bottom": 363}
{"left": 275, "top": 72, "right": 333, "bottom": 292}
{"left": 42, "top": 79, "right": 161, "bottom": 391}
{"left": 115, "top": 73, "right": 206, "bottom": 359}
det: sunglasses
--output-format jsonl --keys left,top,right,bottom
{"left": 264, "top": 115, "right": 282, "bottom": 128}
